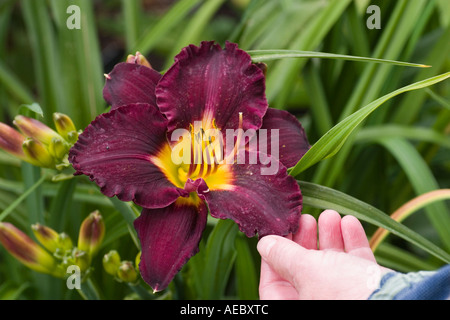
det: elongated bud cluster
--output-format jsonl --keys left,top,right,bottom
{"left": 0, "top": 112, "right": 79, "bottom": 170}
{"left": 78, "top": 211, "right": 105, "bottom": 263}
{"left": 0, "top": 222, "right": 59, "bottom": 276}
{"left": 0, "top": 212, "right": 106, "bottom": 280}
{"left": 103, "top": 250, "right": 140, "bottom": 283}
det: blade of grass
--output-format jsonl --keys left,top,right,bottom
{"left": 21, "top": 0, "right": 65, "bottom": 119}
{"left": 189, "top": 219, "right": 238, "bottom": 299}
{"left": 108, "top": 197, "right": 140, "bottom": 249}
{"left": 311, "top": 0, "right": 430, "bottom": 188}
{"left": 355, "top": 124, "right": 450, "bottom": 148}
{"left": 0, "top": 282, "right": 30, "bottom": 300}
{"left": 345, "top": 1, "right": 370, "bottom": 57}
{"left": 21, "top": 163, "right": 45, "bottom": 225}
{"left": 48, "top": 178, "right": 77, "bottom": 230}
{"left": 303, "top": 62, "right": 333, "bottom": 136}
{"left": 228, "top": 0, "right": 272, "bottom": 44}
{"left": 393, "top": 28, "right": 450, "bottom": 124}
{"left": 265, "top": 0, "right": 352, "bottom": 105}
{"left": 49, "top": 0, "right": 105, "bottom": 125}
{"left": 425, "top": 88, "right": 450, "bottom": 111}
{"left": 235, "top": 236, "right": 258, "bottom": 300}
{"left": 0, "top": 62, "right": 34, "bottom": 104}
{"left": 339, "top": 0, "right": 425, "bottom": 119}
{"left": 164, "top": 0, "right": 226, "bottom": 69}
{"left": 131, "top": 0, "right": 202, "bottom": 55}
{"left": 122, "top": 0, "right": 140, "bottom": 52}
{"left": 378, "top": 138, "right": 450, "bottom": 251}
{"left": 375, "top": 243, "right": 440, "bottom": 272}
{"left": 248, "top": 50, "right": 429, "bottom": 67}
{"left": 370, "top": 189, "right": 450, "bottom": 252}
{"left": 289, "top": 72, "right": 450, "bottom": 176}
{"left": 0, "top": 173, "right": 47, "bottom": 222}
{"left": 244, "top": 1, "right": 325, "bottom": 51}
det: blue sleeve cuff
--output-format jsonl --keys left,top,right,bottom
{"left": 368, "top": 264, "right": 450, "bottom": 300}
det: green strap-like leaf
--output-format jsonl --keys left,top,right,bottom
{"left": 131, "top": 0, "right": 202, "bottom": 55}
{"left": 300, "top": 181, "right": 450, "bottom": 264}
{"left": 189, "top": 219, "right": 238, "bottom": 299}
{"left": 0, "top": 174, "right": 47, "bottom": 222}
{"left": 290, "top": 72, "right": 450, "bottom": 177}
{"left": 355, "top": 124, "right": 450, "bottom": 149}
{"left": 248, "top": 49, "right": 430, "bottom": 68}
{"left": 235, "top": 236, "right": 259, "bottom": 300}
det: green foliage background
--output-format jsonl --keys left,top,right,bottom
{"left": 0, "top": 0, "right": 449, "bottom": 299}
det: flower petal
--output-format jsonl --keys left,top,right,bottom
{"left": 249, "top": 108, "right": 310, "bottom": 168}
{"left": 103, "top": 63, "right": 161, "bottom": 109}
{"left": 69, "top": 103, "right": 185, "bottom": 208}
{"left": 156, "top": 41, "right": 267, "bottom": 133}
{"left": 195, "top": 151, "right": 302, "bottom": 238}
{"left": 134, "top": 198, "right": 208, "bottom": 292}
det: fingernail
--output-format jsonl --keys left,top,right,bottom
{"left": 257, "top": 236, "right": 277, "bottom": 258}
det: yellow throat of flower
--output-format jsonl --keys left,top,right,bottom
{"left": 151, "top": 115, "right": 244, "bottom": 193}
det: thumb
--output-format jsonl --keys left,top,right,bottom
{"left": 257, "top": 235, "right": 307, "bottom": 287}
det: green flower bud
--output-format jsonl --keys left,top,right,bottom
{"left": 117, "top": 261, "right": 138, "bottom": 283}
{"left": 78, "top": 211, "right": 105, "bottom": 262}
{"left": 126, "top": 51, "right": 152, "bottom": 69}
{"left": 0, "top": 122, "right": 27, "bottom": 160}
{"left": 14, "top": 115, "right": 63, "bottom": 146}
{"left": 103, "top": 250, "right": 121, "bottom": 276}
{"left": 135, "top": 251, "right": 141, "bottom": 270}
{"left": 22, "top": 138, "right": 55, "bottom": 168}
{"left": 0, "top": 222, "right": 57, "bottom": 276}
{"left": 52, "top": 113, "right": 77, "bottom": 143}
{"left": 31, "top": 223, "right": 60, "bottom": 253}
{"left": 66, "top": 130, "right": 79, "bottom": 145}
{"left": 58, "top": 232, "right": 73, "bottom": 252}
{"left": 48, "top": 137, "right": 69, "bottom": 161}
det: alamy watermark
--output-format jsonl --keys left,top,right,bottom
{"left": 169, "top": 120, "right": 280, "bottom": 176}
{"left": 366, "top": 5, "right": 381, "bottom": 29}
{"left": 66, "top": 265, "right": 81, "bottom": 290}
{"left": 66, "top": 5, "right": 81, "bottom": 30}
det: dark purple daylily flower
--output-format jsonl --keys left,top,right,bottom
{"left": 69, "top": 41, "right": 310, "bottom": 292}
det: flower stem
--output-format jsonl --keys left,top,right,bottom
{"left": 128, "top": 283, "right": 154, "bottom": 300}
{"left": 77, "top": 278, "right": 101, "bottom": 300}
{"left": 0, "top": 170, "right": 47, "bottom": 222}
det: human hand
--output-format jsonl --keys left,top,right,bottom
{"left": 257, "top": 210, "right": 391, "bottom": 300}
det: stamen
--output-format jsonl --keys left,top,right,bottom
{"left": 225, "top": 112, "right": 244, "bottom": 164}
{"left": 184, "top": 115, "right": 239, "bottom": 180}
{"left": 186, "top": 124, "right": 196, "bottom": 178}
